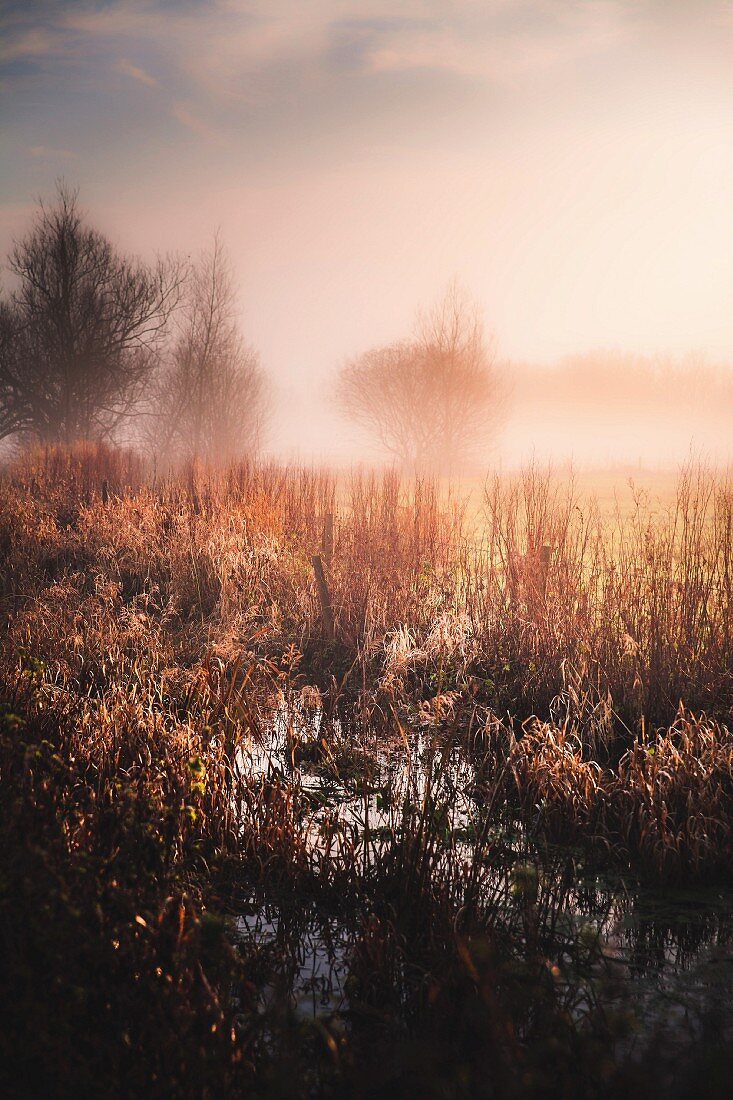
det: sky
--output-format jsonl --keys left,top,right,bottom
{"left": 2, "top": 0, "right": 733, "bottom": 461}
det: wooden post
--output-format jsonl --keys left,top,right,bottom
{"left": 509, "top": 542, "right": 552, "bottom": 615}
{"left": 188, "top": 460, "right": 201, "bottom": 516}
{"left": 322, "top": 512, "right": 334, "bottom": 568}
{"left": 312, "top": 554, "right": 335, "bottom": 641}
{"left": 522, "top": 543, "right": 551, "bottom": 610}
{"left": 101, "top": 479, "right": 109, "bottom": 506}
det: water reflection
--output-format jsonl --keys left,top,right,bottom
{"left": 231, "top": 695, "right": 733, "bottom": 1067}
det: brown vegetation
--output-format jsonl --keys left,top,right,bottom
{"left": 1, "top": 445, "right": 732, "bottom": 1096}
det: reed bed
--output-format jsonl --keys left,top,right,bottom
{"left": 1, "top": 444, "right": 732, "bottom": 1096}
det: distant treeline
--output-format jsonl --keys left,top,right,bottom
{"left": 2, "top": 183, "right": 730, "bottom": 470}
{"left": 502, "top": 352, "right": 733, "bottom": 466}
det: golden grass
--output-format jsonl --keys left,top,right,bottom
{"left": 2, "top": 443, "right": 733, "bottom": 1094}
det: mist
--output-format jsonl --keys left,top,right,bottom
{"left": 3, "top": 1, "right": 733, "bottom": 470}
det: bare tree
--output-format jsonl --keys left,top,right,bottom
{"left": 0, "top": 182, "right": 181, "bottom": 445}
{"left": 0, "top": 299, "right": 28, "bottom": 442}
{"left": 151, "top": 235, "right": 269, "bottom": 464}
{"left": 337, "top": 282, "right": 503, "bottom": 472}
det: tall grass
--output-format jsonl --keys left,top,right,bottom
{"left": 1, "top": 445, "right": 733, "bottom": 1095}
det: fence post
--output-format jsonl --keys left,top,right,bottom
{"left": 511, "top": 543, "right": 552, "bottom": 614}
{"left": 524, "top": 543, "right": 551, "bottom": 610}
{"left": 322, "top": 512, "right": 334, "bottom": 569}
{"left": 312, "top": 554, "right": 335, "bottom": 641}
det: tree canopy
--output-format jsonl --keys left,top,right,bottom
{"left": 337, "top": 283, "right": 503, "bottom": 472}
{"left": 149, "top": 235, "right": 269, "bottom": 463}
{"left": 0, "top": 183, "right": 182, "bottom": 445}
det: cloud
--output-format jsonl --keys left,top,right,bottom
{"left": 170, "top": 100, "right": 219, "bottom": 143}
{"left": 116, "top": 57, "right": 157, "bottom": 87}
{"left": 364, "top": 2, "right": 631, "bottom": 85}
{"left": 0, "top": 2, "right": 638, "bottom": 96}
{"left": 3, "top": 0, "right": 732, "bottom": 158}
{"left": 0, "top": 26, "right": 63, "bottom": 63}
{"left": 27, "top": 145, "right": 75, "bottom": 159}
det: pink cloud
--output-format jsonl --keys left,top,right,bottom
{"left": 116, "top": 57, "right": 158, "bottom": 87}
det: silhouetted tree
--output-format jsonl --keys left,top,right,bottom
{"left": 0, "top": 300, "right": 27, "bottom": 441}
{"left": 337, "top": 282, "right": 503, "bottom": 472}
{"left": 151, "top": 236, "right": 268, "bottom": 463}
{"left": 0, "top": 183, "right": 181, "bottom": 444}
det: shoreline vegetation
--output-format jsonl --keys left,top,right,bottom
{"left": 2, "top": 444, "right": 733, "bottom": 1097}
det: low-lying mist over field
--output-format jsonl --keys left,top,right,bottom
{"left": 276, "top": 349, "right": 733, "bottom": 469}
{"left": 2, "top": 182, "right": 731, "bottom": 473}
{"left": 3, "top": 1, "right": 733, "bottom": 473}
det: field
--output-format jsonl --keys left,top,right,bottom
{"left": 2, "top": 445, "right": 733, "bottom": 1098}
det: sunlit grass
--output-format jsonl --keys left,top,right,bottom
{"left": 1, "top": 444, "right": 732, "bottom": 1096}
